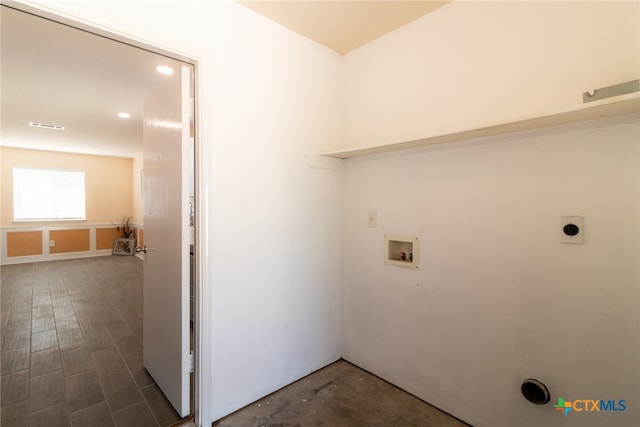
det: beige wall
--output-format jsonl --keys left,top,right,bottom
{"left": 1, "top": 147, "right": 133, "bottom": 226}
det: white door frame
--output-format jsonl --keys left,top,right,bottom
{"left": 3, "top": 2, "right": 211, "bottom": 425}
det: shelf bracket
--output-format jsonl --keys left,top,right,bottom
{"left": 583, "top": 79, "right": 639, "bottom": 103}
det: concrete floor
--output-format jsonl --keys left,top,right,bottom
{"left": 213, "top": 360, "right": 470, "bottom": 427}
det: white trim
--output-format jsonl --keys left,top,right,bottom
{"left": 2, "top": 249, "right": 114, "bottom": 265}
{"left": 2, "top": 222, "right": 120, "bottom": 230}
{"left": 1, "top": 3, "right": 209, "bottom": 425}
{"left": 2, "top": 0, "right": 197, "bottom": 65}
{"left": 194, "top": 58, "right": 210, "bottom": 427}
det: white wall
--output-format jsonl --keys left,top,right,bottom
{"left": 341, "top": 1, "right": 639, "bottom": 151}
{"left": 341, "top": 4, "right": 640, "bottom": 424}
{"left": 342, "top": 117, "right": 639, "bottom": 426}
{"left": 12, "top": 1, "right": 639, "bottom": 426}
{"left": 204, "top": 8, "right": 345, "bottom": 418}
{"left": 14, "top": 1, "right": 345, "bottom": 424}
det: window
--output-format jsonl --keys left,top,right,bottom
{"left": 13, "top": 167, "right": 86, "bottom": 221}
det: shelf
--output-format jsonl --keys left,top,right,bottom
{"left": 321, "top": 92, "right": 639, "bottom": 159}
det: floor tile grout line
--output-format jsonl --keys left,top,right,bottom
{"left": 74, "top": 257, "right": 159, "bottom": 427}
{"left": 64, "top": 268, "right": 120, "bottom": 426}
{"left": 67, "top": 261, "right": 114, "bottom": 426}
{"left": 92, "top": 273, "right": 163, "bottom": 427}
{"left": 2, "top": 257, "right": 176, "bottom": 426}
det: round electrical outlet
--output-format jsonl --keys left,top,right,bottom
{"left": 563, "top": 223, "right": 580, "bottom": 236}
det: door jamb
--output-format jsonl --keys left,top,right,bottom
{"left": 2, "top": 2, "right": 208, "bottom": 425}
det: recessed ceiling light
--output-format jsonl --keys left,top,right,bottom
{"left": 29, "top": 121, "right": 65, "bottom": 130}
{"left": 117, "top": 112, "right": 131, "bottom": 119}
{"left": 156, "top": 65, "right": 174, "bottom": 75}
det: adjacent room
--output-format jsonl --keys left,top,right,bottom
{"left": 1, "top": 1, "right": 638, "bottom": 427}
{"left": 1, "top": 4, "right": 196, "bottom": 426}
{"left": 1, "top": 148, "right": 141, "bottom": 263}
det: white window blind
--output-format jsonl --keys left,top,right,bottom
{"left": 13, "top": 167, "right": 86, "bottom": 221}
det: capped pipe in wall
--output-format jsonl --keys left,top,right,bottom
{"left": 521, "top": 379, "right": 550, "bottom": 405}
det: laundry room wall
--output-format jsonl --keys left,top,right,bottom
{"left": 340, "top": 2, "right": 639, "bottom": 425}
{"left": 12, "top": 0, "right": 345, "bottom": 424}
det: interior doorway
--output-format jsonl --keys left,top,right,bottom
{"left": 0, "top": 4, "right": 199, "bottom": 424}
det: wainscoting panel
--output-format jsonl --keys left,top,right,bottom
{"left": 96, "top": 227, "right": 123, "bottom": 250}
{"left": 49, "top": 229, "right": 90, "bottom": 254}
{"left": 1, "top": 223, "right": 143, "bottom": 265}
{"left": 6, "top": 230, "right": 43, "bottom": 257}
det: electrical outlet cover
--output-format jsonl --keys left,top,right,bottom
{"left": 368, "top": 211, "right": 377, "bottom": 228}
{"left": 560, "top": 216, "right": 583, "bottom": 244}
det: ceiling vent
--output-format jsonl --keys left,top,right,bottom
{"left": 28, "top": 121, "right": 65, "bottom": 131}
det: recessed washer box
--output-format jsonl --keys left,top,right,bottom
{"left": 384, "top": 235, "right": 419, "bottom": 269}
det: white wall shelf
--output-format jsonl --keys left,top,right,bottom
{"left": 321, "top": 92, "right": 639, "bottom": 159}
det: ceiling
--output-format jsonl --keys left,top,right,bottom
{"left": 0, "top": 2, "right": 449, "bottom": 158}
{"left": 0, "top": 6, "right": 182, "bottom": 158}
{"left": 238, "top": 1, "right": 450, "bottom": 55}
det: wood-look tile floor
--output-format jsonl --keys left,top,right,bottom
{"left": 1, "top": 256, "right": 185, "bottom": 427}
